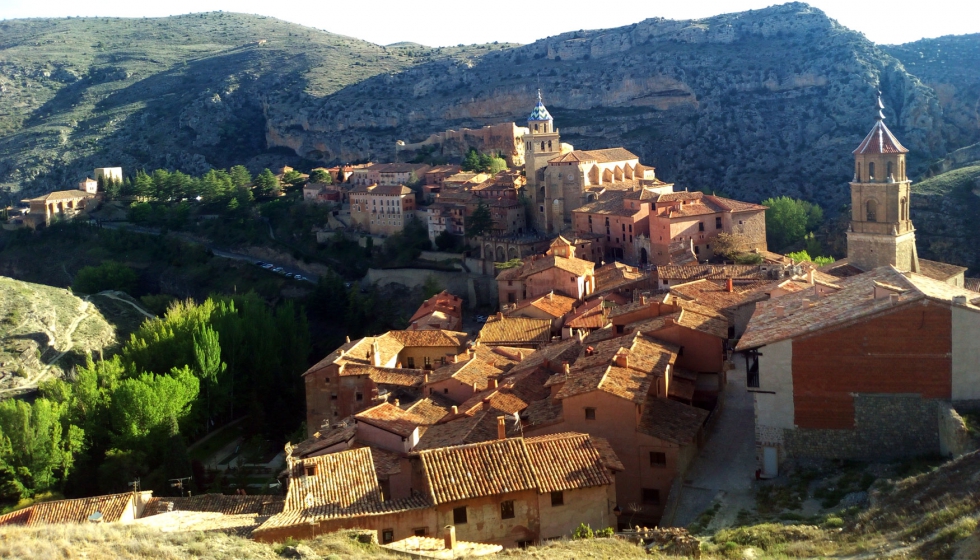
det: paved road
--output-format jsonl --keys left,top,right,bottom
{"left": 669, "top": 355, "right": 758, "bottom": 529}
{"left": 101, "top": 222, "right": 317, "bottom": 283}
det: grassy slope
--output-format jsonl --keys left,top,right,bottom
{"left": 0, "top": 13, "right": 505, "bottom": 195}
{"left": 910, "top": 162, "right": 980, "bottom": 271}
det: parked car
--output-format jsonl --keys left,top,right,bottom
{"left": 255, "top": 261, "right": 268, "bottom": 267}
{"left": 272, "top": 267, "right": 284, "bottom": 273}
{"left": 475, "top": 315, "right": 487, "bottom": 323}
{"left": 262, "top": 263, "right": 274, "bottom": 270}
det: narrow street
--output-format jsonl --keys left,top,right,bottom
{"left": 669, "top": 354, "right": 758, "bottom": 529}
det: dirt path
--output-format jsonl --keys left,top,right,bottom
{"left": 96, "top": 290, "right": 155, "bottom": 319}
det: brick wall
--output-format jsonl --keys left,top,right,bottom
{"left": 792, "top": 301, "right": 952, "bottom": 429}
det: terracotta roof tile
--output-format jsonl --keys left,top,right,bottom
{"left": 406, "top": 394, "right": 456, "bottom": 425}
{"left": 506, "top": 338, "right": 582, "bottom": 377}
{"left": 853, "top": 119, "right": 908, "bottom": 155}
{"left": 355, "top": 403, "right": 425, "bottom": 437}
{"left": 343, "top": 365, "right": 426, "bottom": 387}
{"left": 918, "top": 259, "right": 967, "bottom": 282}
{"left": 293, "top": 423, "right": 357, "bottom": 458}
{"left": 141, "top": 495, "right": 284, "bottom": 518}
{"left": 427, "top": 356, "right": 503, "bottom": 389}
{"left": 588, "top": 436, "right": 625, "bottom": 472}
{"left": 555, "top": 333, "right": 677, "bottom": 403}
{"left": 385, "top": 330, "right": 469, "bottom": 348}
{"left": 478, "top": 315, "right": 551, "bottom": 345}
{"left": 285, "top": 448, "right": 382, "bottom": 512}
{"left": 637, "top": 395, "right": 709, "bottom": 444}
{"left": 521, "top": 396, "right": 564, "bottom": 431}
{"left": 736, "top": 266, "right": 980, "bottom": 350}
{"left": 27, "top": 190, "right": 97, "bottom": 202}
{"left": 507, "top": 292, "right": 578, "bottom": 319}
{"left": 704, "top": 195, "right": 767, "bottom": 213}
{"left": 523, "top": 433, "right": 612, "bottom": 493}
{"left": 27, "top": 493, "right": 138, "bottom": 525}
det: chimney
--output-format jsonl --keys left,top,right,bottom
{"left": 548, "top": 292, "right": 553, "bottom": 300}
{"left": 452, "top": 354, "right": 459, "bottom": 364}
{"left": 517, "top": 351, "right": 524, "bottom": 360}
{"left": 394, "top": 399, "right": 400, "bottom": 407}
{"left": 497, "top": 416, "right": 506, "bottom": 440}
{"left": 482, "top": 399, "right": 491, "bottom": 411}
{"left": 423, "top": 373, "right": 429, "bottom": 384}
{"left": 345, "top": 336, "right": 351, "bottom": 343}
{"left": 468, "top": 348, "right": 475, "bottom": 358}
{"left": 614, "top": 351, "right": 629, "bottom": 369}
{"left": 563, "top": 362, "right": 570, "bottom": 375}
{"left": 371, "top": 341, "right": 382, "bottom": 367}
{"left": 952, "top": 295, "right": 968, "bottom": 306}
{"left": 726, "top": 278, "right": 734, "bottom": 293}
{"left": 451, "top": 405, "right": 458, "bottom": 415}
{"left": 496, "top": 312, "right": 504, "bottom": 320}
{"left": 585, "top": 346, "right": 595, "bottom": 356}
{"left": 576, "top": 329, "right": 586, "bottom": 344}
{"left": 641, "top": 295, "right": 648, "bottom": 305}
{"left": 444, "top": 525, "right": 457, "bottom": 551}
{"left": 489, "top": 377, "right": 498, "bottom": 389}
{"left": 338, "top": 348, "right": 345, "bottom": 358}
{"left": 775, "top": 306, "right": 785, "bottom": 318}
{"left": 807, "top": 269, "right": 815, "bottom": 285}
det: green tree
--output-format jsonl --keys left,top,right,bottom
{"left": 786, "top": 250, "right": 836, "bottom": 267}
{"left": 422, "top": 275, "right": 443, "bottom": 299}
{"left": 110, "top": 366, "right": 199, "bottom": 447}
{"left": 434, "top": 229, "right": 460, "bottom": 252}
{"left": 462, "top": 148, "right": 480, "bottom": 172}
{"left": 713, "top": 232, "right": 750, "bottom": 260}
{"left": 309, "top": 169, "right": 332, "bottom": 184}
{"left": 488, "top": 155, "right": 507, "bottom": 174}
{"left": 229, "top": 165, "right": 252, "bottom": 189}
{"left": 466, "top": 202, "right": 493, "bottom": 238}
{"left": 72, "top": 261, "right": 138, "bottom": 295}
{"left": 281, "top": 170, "right": 305, "bottom": 187}
{"left": 254, "top": 169, "right": 280, "bottom": 196}
{"left": 761, "top": 196, "right": 823, "bottom": 251}
{"left": 0, "top": 398, "right": 83, "bottom": 498}
{"left": 193, "top": 325, "right": 227, "bottom": 434}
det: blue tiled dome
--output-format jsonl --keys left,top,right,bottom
{"left": 527, "top": 91, "right": 553, "bottom": 122}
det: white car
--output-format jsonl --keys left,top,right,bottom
{"left": 261, "top": 263, "right": 274, "bottom": 270}
{"left": 272, "top": 267, "right": 284, "bottom": 273}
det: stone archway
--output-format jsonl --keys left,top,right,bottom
{"left": 508, "top": 247, "right": 518, "bottom": 260}
{"left": 640, "top": 248, "right": 648, "bottom": 265}
{"left": 484, "top": 244, "right": 493, "bottom": 260}
{"left": 496, "top": 246, "right": 506, "bottom": 262}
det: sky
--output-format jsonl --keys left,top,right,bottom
{"left": 0, "top": 0, "right": 976, "bottom": 47}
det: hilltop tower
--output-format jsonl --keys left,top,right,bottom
{"left": 846, "top": 94, "right": 919, "bottom": 273}
{"left": 523, "top": 91, "right": 561, "bottom": 232}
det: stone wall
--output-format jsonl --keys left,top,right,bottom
{"left": 394, "top": 123, "right": 527, "bottom": 167}
{"left": 365, "top": 268, "right": 498, "bottom": 308}
{"left": 784, "top": 394, "right": 941, "bottom": 460}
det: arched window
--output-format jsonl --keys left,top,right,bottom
{"left": 855, "top": 162, "right": 861, "bottom": 182}
{"left": 541, "top": 142, "right": 545, "bottom": 151}
{"left": 534, "top": 124, "right": 539, "bottom": 132}
{"left": 548, "top": 140, "right": 552, "bottom": 150}
{"left": 887, "top": 161, "right": 893, "bottom": 179}
{"left": 539, "top": 186, "right": 545, "bottom": 199}
{"left": 901, "top": 197, "right": 908, "bottom": 221}
{"left": 869, "top": 162, "right": 875, "bottom": 181}
{"left": 866, "top": 199, "right": 878, "bottom": 222}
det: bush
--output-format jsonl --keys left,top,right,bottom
{"left": 572, "top": 523, "right": 594, "bottom": 539}
{"left": 72, "top": 261, "right": 138, "bottom": 295}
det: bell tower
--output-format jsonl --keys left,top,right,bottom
{"left": 523, "top": 91, "right": 561, "bottom": 232}
{"left": 846, "top": 93, "right": 919, "bottom": 273}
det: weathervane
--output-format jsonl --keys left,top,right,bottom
{"left": 537, "top": 89, "right": 542, "bottom": 102}
{"left": 876, "top": 90, "right": 885, "bottom": 121}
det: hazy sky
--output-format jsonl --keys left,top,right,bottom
{"left": 0, "top": 0, "right": 975, "bottom": 46}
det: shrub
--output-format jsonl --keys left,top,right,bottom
{"left": 72, "top": 261, "right": 138, "bottom": 295}
{"left": 572, "top": 523, "right": 594, "bottom": 539}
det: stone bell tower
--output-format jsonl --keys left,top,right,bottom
{"left": 846, "top": 94, "right": 919, "bottom": 273}
{"left": 523, "top": 91, "right": 561, "bottom": 233}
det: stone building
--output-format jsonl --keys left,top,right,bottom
{"left": 21, "top": 190, "right": 97, "bottom": 228}
{"left": 522, "top": 92, "right": 661, "bottom": 234}
{"left": 846, "top": 95, "right": 919, "bottom": 273}
{"left": 349, "top": 184, "right": 417, "bottom": 236}
{"left": 252, "top": 433, "right": 620, "bottom": 547}
{"left": 350, "top": 163, "right": 431, "bottom": 187}
{"left": 495, "top": 237, "right": 596, "bottom": 306}
{"left": 736, "top": 266, "right": 980, "bottom": 475}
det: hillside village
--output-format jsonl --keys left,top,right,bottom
{"left": 2, "top": 91, "right": 980, "bottom": 559}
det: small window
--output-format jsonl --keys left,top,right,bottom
{"left": 585, "top": 408, "right": 596, "bottom": 420}
{"left": 715, "top": 217, "right": 722, "bottom": 229}
{"left": 551, "top": 491, "right": 564, "bottom": 506}
{"left": 650, "top": 452, "right": 667, "bottom": 467}
{"left": 324, "top": 376, "right": 330, "bottom": 384}
{"left": 642, "top": 488, "right": 660, "bottom": 505}
{"left": 501, "top": 500, "right": 515, "bottom": 519}
{"left": 453, "top": 506, "right": 468, "bottom": 524}
{"left": 330, "top": 393, "right": 338, "bottom": 400}
{"left": 382, "top": 529, "right": 394, "bottom": 544}
{"left": 424, "top": 356, "right": 432, "bottom": 367}
{"left": 407, "top": 357, "right": 415, "bottom": 368}
{"left": 355, "top": 392, "right": 363, "bottom": 402}
{"left": 305, "top": 465, "right": 317, "bottom": 477}
{"left": 517, "top": 540, "right": 533, "bottom": 549}
{"left": 698, "top": 222, "right": 704, "bottom": 232}
{"left": 414, "top": 527, "right": 428, "bottom": 537}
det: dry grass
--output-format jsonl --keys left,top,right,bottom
{"left": 0, "top": 524, "right": 279, "bottom": 560}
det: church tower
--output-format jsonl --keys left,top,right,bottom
{"left": 523, "top": 91, "right": 561, "bottom": 232}
{"left": 846, "top": 94, "right": 919, "bottom": 273}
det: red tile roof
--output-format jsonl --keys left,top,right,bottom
{"left": 25, "top": 493, "right": 138, "bottom": 525}
{"left": 637, "top": 395, "right": 709, "bottom": 444}
{"left": 142, "top": 495, "right": 283, "bottom": 517}
{"left": 853, "top": 120, "right": 908, "bottom": 155}
{"left": 285, "top": 448, "right": 382, "bottom": 511}
{"left": 478, "top": 315, "right": 551, "bottom": 345}
{"left": 523, "top": 433, "right": 613, "bottom": 493}
{"left": 355, "top": 402, "right": 425, "bottom": 437}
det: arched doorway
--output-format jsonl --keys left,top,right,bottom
{"left": 640, "top": 248, "right": 648, "bottom": 265}
{"left": 496, "top": 246, "right": 505, "bottom": 262}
